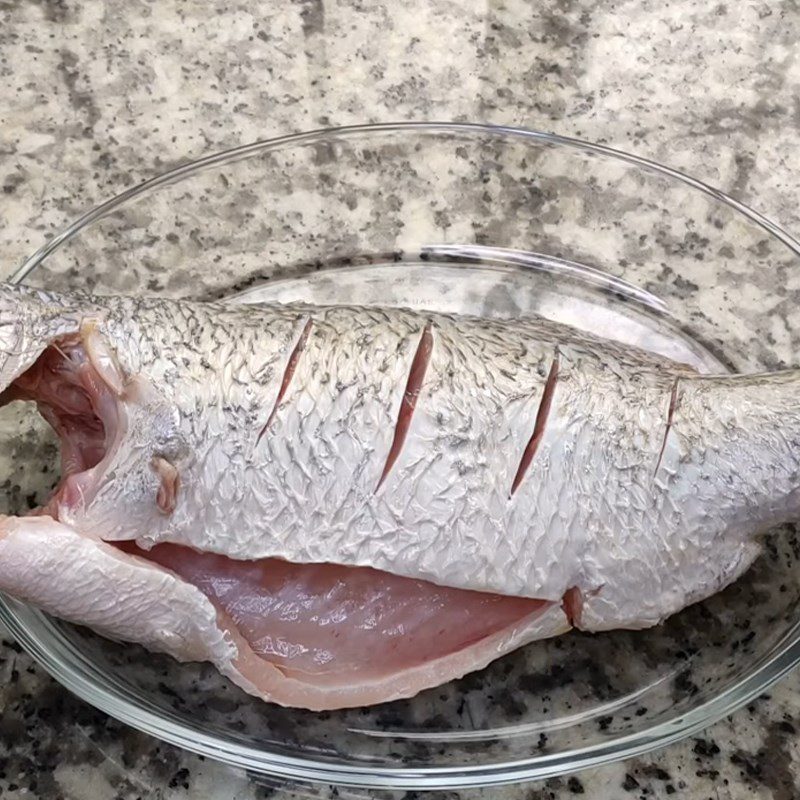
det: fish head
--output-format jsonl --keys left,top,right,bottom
{"left": 54, "top": 375, "right": 191, "bottom": 542}
{"left": 1, "top": 284, "right": 189, "bottom": 541}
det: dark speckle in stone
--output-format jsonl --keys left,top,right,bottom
{"left": 729, "top": 721, "right": 799, "bottom": 800}
{"left": 168, "top": 766, "right": 190, "bottom": 789}
{"left": 27, "top": 0, "right": 71, "bottom": 23}
{"left": 254, "top": 783, "right": 278, "bottom": 799}
{"left": 517, "top": 663, "right": 573, "bottom": 694}
{"left": 298, "top": 0, "right": 324, "bottom": 37}
{"left": 567, "top": 776, "right": 585, "bottom": 793}
{"left": 673, "top": 669, "right": 699, "bottom": 697}
{"left": 56, "top": 48, "right": 101, "bottom": 134}
{"left": 490, "top": 687, "right": 526, "bottom": 718}
{"left": 622, "top": 773, "right": 640, "bottom": 791}
{"left": 538, "top": 733, "right": 548, "bottom": 750}
{"left": 642, "top": 764, "right": 671, "bottom": 781}
{"left": 2, "top": 173, "right": 24, "bottom": 194}
{"left": 693, "top": 738, "right": 721, "bottom": 758}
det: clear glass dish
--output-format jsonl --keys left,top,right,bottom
{"left": 2, "top": 122, "right": 800, "bottom": 789}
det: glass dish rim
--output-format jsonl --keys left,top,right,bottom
{"left": 3, "top": 120, "right": 800, "bottom": 789}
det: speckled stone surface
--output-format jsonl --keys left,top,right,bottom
{"left": 2, "top": 1, "right": 800, "bottom": 798}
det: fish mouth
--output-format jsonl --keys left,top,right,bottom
{"left": 1, "top": 334, "right": 124, "bottom": 519}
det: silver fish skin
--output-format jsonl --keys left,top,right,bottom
{"left": 2, "top": 282, "right": 799, "bottom": 632}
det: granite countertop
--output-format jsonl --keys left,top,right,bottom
{"left": 2, "top": 1, "right": 800, "bottom": 798}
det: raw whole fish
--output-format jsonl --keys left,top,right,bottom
{"left": 1, "top": 282, "right": 798, "bottom": 710}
